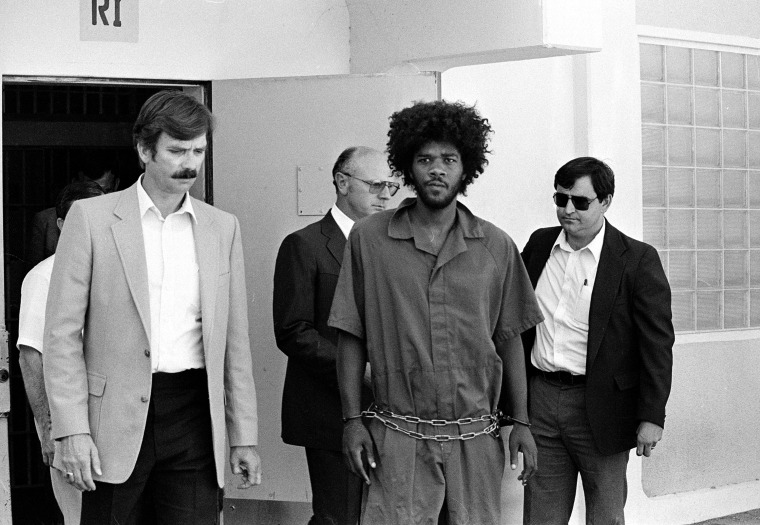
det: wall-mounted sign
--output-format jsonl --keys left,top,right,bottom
{"left": 297, "top": 165, "right": 335, "bottom": 216}
{"left": 80, "top": 0, "right": 139, "bottom": 43}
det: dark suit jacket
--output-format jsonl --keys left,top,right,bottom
{"left": 521, "top": 220, "right": 674, "bottom": 455}
{"left": 273, "top": 212, "right": 371, "bottom": 451}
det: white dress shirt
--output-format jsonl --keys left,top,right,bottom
{"left": 137, "top": 177, "right": 204, "bottom": 373}
{"left": 18, "top": 254, "right": 56, "bottom": 354}
{"left": 531, "top": 221, "right": 606, "bottom": 375}
{"left": 331, "top": 205, "right": 355, "bottom": 239}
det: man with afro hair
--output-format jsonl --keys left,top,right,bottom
{"left": 328, "top": 100, "right": 543, "bottom": 524}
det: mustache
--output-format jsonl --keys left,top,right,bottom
{"left": 171, "top": 168, "right": 198, "bottom": 180}
{"left": 425, "top": 178, "right": 448, "bottom": 188}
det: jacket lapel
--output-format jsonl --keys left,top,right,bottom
{"left": 527, "top": 227, "right": 562, "bottom": 287}
{"left": 586, "top": 221, "right": 627, "bottom": 373}
{"left": 111, "top": 185, "right": 151, "bottom": 343}
{"left": 193, "top": 201, "right": 220, "bottom": 360}
{"left": 322, "top": 212, "right": 346, "bottom": 266}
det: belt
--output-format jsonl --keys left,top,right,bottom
{"left": 152, "top": 368, "right": 207, "bottom": 390}
{"left": 540, "top": 370, "right": 586, "bottom": 385}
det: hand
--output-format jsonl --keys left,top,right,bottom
{"left": 59, "top": 433, "right": 101, "bottom": 492}
{"left": 508, "top": 424, "right": 537, "bottom": 485}
{"left": 636, "top": 421, "right": 663, "bottom": 457}
{"left": 342, "top": 419, "right": 376, "bottom": 485}
{"left": 230, "top": 446, "right": 262, "bottom": 489}
{"left": 40, "top": 426, "right": 55, "bottom": 467}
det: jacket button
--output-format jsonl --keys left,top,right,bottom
{"left": 141, "top": 395, "right": 149, "bottom": 403}
{"left": 144, "top": 349, "right": 151, "bottom": 357}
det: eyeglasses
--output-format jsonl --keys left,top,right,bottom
{"left": 341, "top": 172, "right": 400, "bottom": 196}
{"left": 553, "top": 192, "right": 599, "bottom": 211}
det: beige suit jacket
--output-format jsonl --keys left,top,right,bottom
{"left": 43, "top": 182, "right": 258, "bottom": 486}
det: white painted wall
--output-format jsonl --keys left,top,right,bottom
{"left": 0, "top": 0, "right": 350, "bottom": 80}
{"left": 637, "top": 0, "right": 760, "bottom": 39}
{"left": 442, "top": 55, "right": 576, "bottom": 250}
{"left": 443, "top": 4, "right": 641, "bottom": 256}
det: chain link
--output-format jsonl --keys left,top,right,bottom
{"left": 361, "top": 405, "right": 501, "bottom": 441}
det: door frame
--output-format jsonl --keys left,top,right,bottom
{"left": 0, "top": 75, "right": 210, "bottom": 524}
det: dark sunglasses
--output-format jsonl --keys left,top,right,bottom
{"left": 553, "top": 192, "right": 599, "bottom": 211}
{"left": 341, "top": 172, "right": 400, "bottom": 196}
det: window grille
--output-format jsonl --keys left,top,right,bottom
{"left": 640, "top": 43, "right": 760, "bottom": 331}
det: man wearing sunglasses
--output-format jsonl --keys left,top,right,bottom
{"left": 520, "top": 157, "right": 674, "bottom": 524}
{"left": 273, "top": 146, "right": 396, "bottom": 525}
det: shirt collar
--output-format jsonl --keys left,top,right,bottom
{"left": 136, "top": 174, "right": 197, "bottom": 223}
{"left": 330, "top": 205, "right": 354, "bottom": 239}
{"left": 387, "top": 197, "right": 484, "bottom": 240}
{"left": 553, "top": 219, "right": 606, "bottom": 261}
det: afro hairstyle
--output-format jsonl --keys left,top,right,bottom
{"left": 386, "top": 100, "right": 493, "bottom": 196}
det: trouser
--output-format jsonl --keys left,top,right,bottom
{"left": 81, "top": 369, "right": 220, "bottom": 525}
{"left": 305, "top": 447, "right": 363, "bottom": 525}
{"left": 361, "top": 417, "right": 505, "bottom": 525}
{"left": 524, "top": 374, "right": 630, "bottom": 525}
{"left": 50, "top": 466, "right": 82, "bottom": 525}
{"left": 36, "top": 420, "right": 82, "bottom": 525}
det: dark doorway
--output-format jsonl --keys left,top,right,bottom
{"left": 2, "top": 81, "right": 184, "bottom": 524}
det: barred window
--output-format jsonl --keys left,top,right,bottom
{"left": 640, "top": 43, "right": 760, "bottom": 332}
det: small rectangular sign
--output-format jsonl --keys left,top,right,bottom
{"left": 80, "top": 0, "right": 139, "bottom": 43}
{"left": 297, "top": 165, "right": 335, "bottom": 216}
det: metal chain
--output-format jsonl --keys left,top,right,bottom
{"left": 361, "top": 406, "right": 500, "bottom": 441}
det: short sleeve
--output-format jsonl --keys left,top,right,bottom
{"left": 493, "top": 236, "right": 544, "bottom": 342}
{"left": 17, "top": 263, "right": 52, "bottom": 353}
{"left": 327, "top": 230, "right": 365, "bottom": 339}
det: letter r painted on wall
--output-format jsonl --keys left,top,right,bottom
{"left": 80, "top": 0, "right": 136, "bottom": 42}
{"left": 92, "top": 0, "right": 122, "bottom": 27}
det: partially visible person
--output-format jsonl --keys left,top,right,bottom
{"left": 80, "top": 153, "right": 121, "bottom": 194}
{"left": 330, "top": 100, "right": 543, "bottom": 525}
{"left": 26, "top": 155, "right": 120, "bottom": 268}
{"left": 44, "top": 90, "right": 260, "bottom": 525}
{"left": 273, "top": 146, "right": 397, "bottom": 525}
{"left": 521, "top": 157, "right": 674, "bottom": 524}
{"left": 17, "top": 180, "right": 105, "bottom": 525}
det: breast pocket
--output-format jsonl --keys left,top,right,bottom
{"left": 573, "top": 285, "right": 593, "bottom": 326}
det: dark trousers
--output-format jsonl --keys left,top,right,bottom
{"left": 524, "top": 374, "right": 630, "bottom": 525}
{"left": 81, "top": 369, "right": 220, "bottom": 525}
{"left": 305, "top": 448, "right": 362, "bottom": 525}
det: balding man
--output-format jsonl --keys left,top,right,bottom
{"left": 273, "top": 147, "right": 398, "bottom": 525}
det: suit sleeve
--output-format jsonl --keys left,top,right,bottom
{"left": 519, "top": 231, "right": 540, "bottom": 376}
{"left": 520, "top": 231, "right": 535, "bottom": 264}
{"left": 224, "top": 216, "right": 259, "bottom": 446}
{"left": 328, "top": 230, "right": 366, "bottom": 340}
{"left": 43, "top": 202, "right": 92, "bottom": 440}
{"left": 632, "top": 245, "right": 675, "bottom": 428}
{"left": 272, "top": 233, "right": 339, "bottom": 389}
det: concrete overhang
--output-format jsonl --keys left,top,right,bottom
{"left": 347, "top": 0, "right": 602, "bottom": 73}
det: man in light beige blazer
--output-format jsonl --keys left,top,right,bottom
{"left": 43, "top": 90, "right": 261, "bottom": 525}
